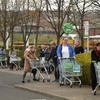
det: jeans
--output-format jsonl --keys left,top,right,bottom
{"left": 58, "top": 63, "right": 71, "bottom": 83}
{"left": 58, "top": 64, "right": 64, "bottom": 83}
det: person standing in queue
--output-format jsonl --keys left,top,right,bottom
{"left": 74, "top": 39, "right": 84, "bottom": 54}
{"left": 48, "top": 41, "right": 59, "bottom": 82}
{"left": 57, "top": 34, "right": 76, "bottom": 85}
{"left": 91, "top": 42, "right": 100, "bottom": 94}
{"left": 22, "top": 45, "right": 38, "bottom": 83}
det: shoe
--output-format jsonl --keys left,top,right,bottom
{"left": 21, "top": 81, "right": 25, "bottom": 83}
{"left": 61, "top": 82, "right": 64, "bottom": 85}
{"left": 33, "top": 78, "right": 38, "bottom": 81}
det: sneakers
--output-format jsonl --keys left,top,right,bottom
{"left": 33, "top": 78, "right": 38, "bottom": 81}
{"left": 59, "top": 82, "right": 64, "bottom": 85}
{"left": 21, "top": 81, "right": 25, "bottom": 83}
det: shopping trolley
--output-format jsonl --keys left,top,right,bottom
{"left": 60, "top": 58, "right": 82, "bottom": 88}
{"left": 92, "top": 61, "right": 100, "bottom": 95}
{"left": 40, "top": 57, "right": 50, "bottom": 82}
{"left": 0, "top": 55, "right": 7, "bottom": 68}
{"left": 10, "top": 57, "right": 21, "bottom": 70}
{"left": 29, "top": 59, "right": 50, "bottom": 83}
{"left": 48, "top": 59, "right": 55, "bottom": 73}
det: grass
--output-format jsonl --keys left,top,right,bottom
{"left": 13, "top": 34, "right": 56, "bottom": 42}
{"left": 0, "top": 33, "right": 57, "bottom": 46}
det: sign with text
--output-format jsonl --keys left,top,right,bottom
{"left": 84, "top": 21, "right": 89, "bottom": 36}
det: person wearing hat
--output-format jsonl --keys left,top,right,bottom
{"left": 57, "top": 34, "right": 76, "bottom": 85}
{"left": 91, "top": 42, "right": 100, "bottom": 94}
{"left": 22, "top": 45, "right": 38, "bottom": 83}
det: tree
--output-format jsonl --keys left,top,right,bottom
{"left": 68, "top": 0, "right": 93, "bottom": 46}
{"left": 18, "top": 0, "right": 36, "bottom": 49}
{"left": 43, "top": 0, "right": 73, "bottom": 44}
{"left": 32, "top": 0, "right": 44, "bottom": 48}
{"left": 0, "top": 0, "right": 10, "bottom": 49}
{"left": 7, "top": 0, "right": 21, "bottom": 48}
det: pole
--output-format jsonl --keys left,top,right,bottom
{"left": 84, "top": 20, "right": 89, "bottom": 51}
{"left": 26, "top": 36, "right": 29, "bottom": 47}
{"left": 6, "top": 31, "right": 9, "bottom": 49}
{"left": 87, "top": 36, "right": 89, "bottom": 51}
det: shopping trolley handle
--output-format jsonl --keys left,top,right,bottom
{"left": 60, "top": 57, "right": 74, "bottom": 60}
{"left": 92, "top": 60, "right": 96, "bottom": 63}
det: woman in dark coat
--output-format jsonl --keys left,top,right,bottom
{"left": 91, "top": 42, "right": 100, "bottom": 94}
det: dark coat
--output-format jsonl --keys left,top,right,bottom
{"left": 91, "top": 50, "right": 100, "bottom": 80}
{"left": 40, "top": 49, "right": 45, "bottom": 57}
{"left": 48, "top": 46, "right": 58, "bottom": 63}
{"left": 74, "top": 46, "right": 84, "bottom": 54}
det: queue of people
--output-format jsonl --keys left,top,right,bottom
{"left": 1, "top": 34, "right": 100, "bottom": 95}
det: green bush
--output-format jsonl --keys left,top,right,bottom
{"left": 76, "top": 52, "right": 91, "bottom": 85}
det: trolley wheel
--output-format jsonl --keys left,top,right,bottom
{"left": 70, "top": 84, "right": 73, "bottom": 88}
{"left": 47, "top": 79, "right": 50, "bottom": 82}
{"left": 19, "top": 68, "right": 21, "bottom": 70}
{"left": 59, "top": 83, "right": 62, "bottom": 86}
{"left": 27, "top": 79, "right": 31, "bottom": 82}
{"left": 79, "top": 83, "right": 81, "bottom": 88}
{"left": 93, "top": 91, "right": 96, "bottom": 95}
{"left": 43, "top": 79, "right": 45, "bottom": 83}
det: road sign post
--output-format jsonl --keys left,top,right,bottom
{"left": 83, "top": 20, "right": 89, "bottom": 51}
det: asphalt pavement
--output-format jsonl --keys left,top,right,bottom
{"left": 0, "top": 68, "right": 100, "bottom": 100}
{"left": 0, "top": 70, "right": 59, "bottom": 100}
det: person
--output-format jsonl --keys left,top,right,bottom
{"left": 57, "top": 34, "right": 76, "bottom": 85}
{"left": 40, "top": 45, "right": 45, "bottom": 58}
{"left": 91, "top": 42, "right": 100, "bottom": 94}
{"left": 74, "top": 39, "right": 84, "bottom": 54}
{"left": 0, "top": 46, "right": 6, "bottom": 68}
{"left": 48, "top": 41, "right": 59, "bottom": 82}
{"left": 0, "top": 47, "right": 6, "bottom": 56}
{"left": 9, "top": 47, "right": 17, "bottom": 70}
{"left": 45, "top": 45, "right": 51, "bottom": 61}
{"left": 44, "top": 45, "right": 51, "bottom": 73}
{"left": 22, "top": 45, "right": 38, "bottom": 83}
{"left": 40, "top": 45, "right": 46, "bottom": 72}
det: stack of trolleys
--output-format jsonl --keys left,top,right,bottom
{"left": 29, "top": 59, "right": 50, "bottom": 83}
{"left": 93, "top": 61, "right": 100, "bottom": 95}
{"left": 60, "top": 58, "right": 82, "bottom": 88}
